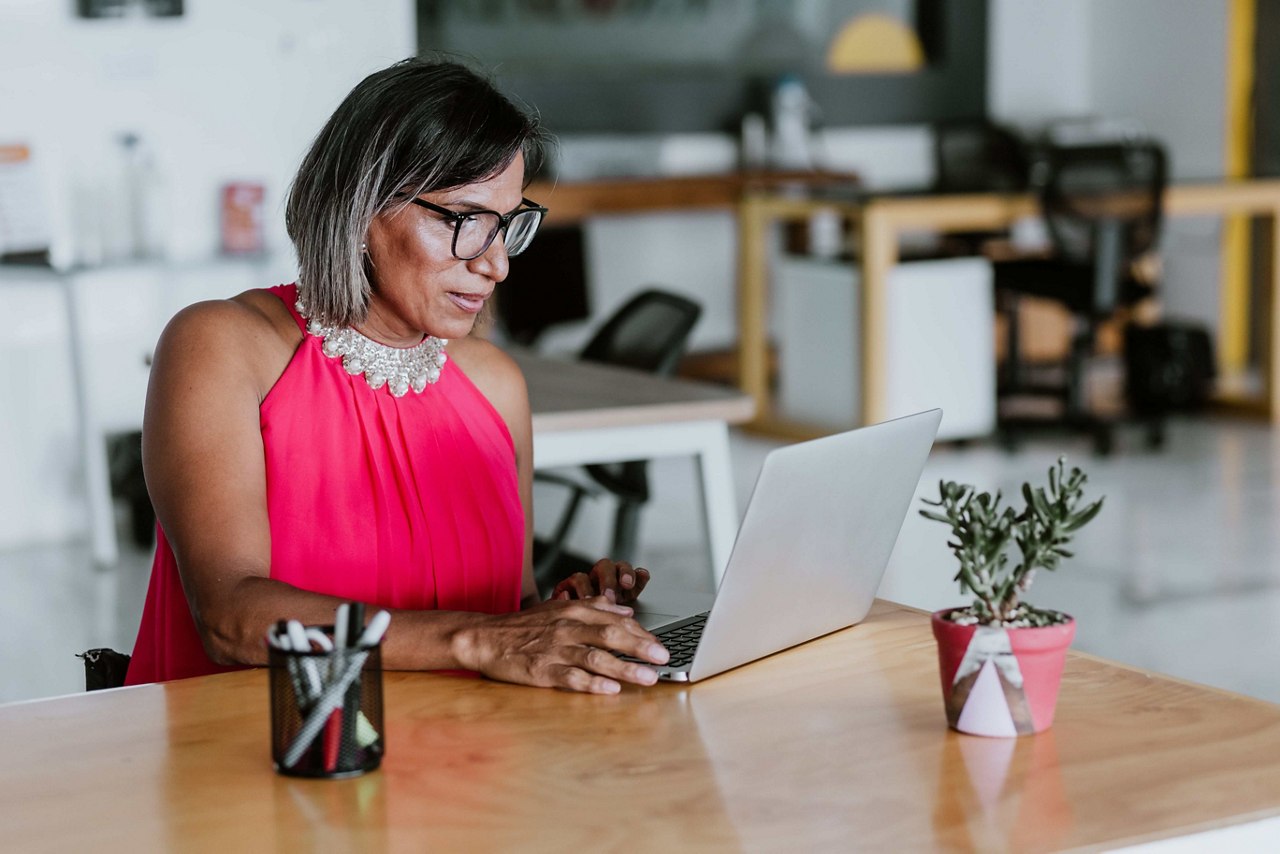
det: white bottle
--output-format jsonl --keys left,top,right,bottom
{"left": 118, "top": 133, "right": 169, "bottom": 260}
{"left": 769, "top": 75, "right": 815, "bottom": 171}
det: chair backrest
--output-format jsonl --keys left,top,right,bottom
{"left": 579, "top": 289, "right": 702, "bottom": 377}
{"left": 933, "top": 119, "right": 1030, "bottom": 194}
{"left": 1040, "top": 141, "right": 1167, "bottom": 268}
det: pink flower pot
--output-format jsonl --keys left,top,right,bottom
{"left": 931, "top": 609, "right": 1076, "bottom": 737}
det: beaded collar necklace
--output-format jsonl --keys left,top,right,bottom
{"left": 296, "top": 298, "right": 448, "bottom": 397}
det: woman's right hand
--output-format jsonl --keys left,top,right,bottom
{"left": 453, "top": 596, "right": 670, "bottom": 694}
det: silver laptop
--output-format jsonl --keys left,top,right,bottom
{"left": 632, "top": 408, "right": 941, "bottom": 682}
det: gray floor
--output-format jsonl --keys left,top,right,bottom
{"left": 3, "top": 415, "right": 1279, "bottom": 706}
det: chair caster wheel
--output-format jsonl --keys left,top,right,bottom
{"left": 1145, "top": 421, "right": 1166, "bottom": 450}
{"left": 1092, "top": 428, "right": 1114, "bottom": 457}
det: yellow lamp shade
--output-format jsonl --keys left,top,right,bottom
{"left": 826, "top": 13, "right": 926, "bottom": 74}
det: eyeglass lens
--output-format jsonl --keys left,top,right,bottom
{"left": 454, "top": 209, "right": 542, "bottom": 260}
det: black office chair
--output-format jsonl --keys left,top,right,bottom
{"left": 994, "top": 140, "right": 1167, "bottom": 455}
{"left": 933, "top": 119, "right": 1031, "bottom": 255}
{"left": 532, "top": 289, "right": 702, "bottom": 598}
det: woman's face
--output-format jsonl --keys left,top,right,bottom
{"left": 362, "top": 152, "right": 525, "bottom": 344}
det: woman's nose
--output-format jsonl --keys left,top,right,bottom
{"left": 469, "top": 231, "right": 510, "bottom": 283}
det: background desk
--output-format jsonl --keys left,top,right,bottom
{"left": 4, "top": 601, "right": 1278, "bottom": 851}
{"left": 738, "top": 180, "right": 1280, "bottom": 437}
{"left": 525, "top": 172, "right": 859, "bottom": 228}
{"left": 514, "top": 351, "right": 754, "bottom": 587}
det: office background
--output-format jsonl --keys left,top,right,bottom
{"left": 1, "top": 0, "right": 1277, "bottom": 707}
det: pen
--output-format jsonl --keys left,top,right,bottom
{"left": 273, "top": 621, "right": 325, "bottom": 769}
{"left": 334, "top": 602, "right": 350, "bottom": 651}
{"left": 285, "top": 619, "right": 310, "bottom": 653}
{"left": 357, "top": 610, "right": 391, "bottom": 648}
{"left": 271, "top": 619, "right": 315, "bottom": 714}
{"left": 299, "top": 625, "right": 340, "bottom": 772}
{"left": 269, "top": 619, "right": 291, "bottom": 651}
{"left": 340, "top": 602, "right": 365, "bottom": 765}
{"left": 282, "top": 648, "right": 371, "bottom": 769}
{"left": 344, "top": 603, "right": 365, "bottom": 648}
{"left": 286, "top": 620, "right": 323, "bottom": 702}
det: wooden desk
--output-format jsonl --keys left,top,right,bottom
{"left": 526, "top": 171, "right": 860, "bottom": 228}
{"left": 5, "top": 601, "right": 1278, "bottom": 851}
{"left": 514, "top": 351, "right": 754, "bottom": 586}
{"left": 737, "top": 180, "right": 1280, "bottom": 436}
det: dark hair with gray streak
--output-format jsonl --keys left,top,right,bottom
{"left": 286, "top": 57, "right": 548, "bottom": 327}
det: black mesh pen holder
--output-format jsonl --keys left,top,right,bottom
{"left": 268, "top": 630, "right": 384, "bottom": 779}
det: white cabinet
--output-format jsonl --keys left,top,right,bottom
{"left": 775, "top": 256, "right": 996, "bottom": 440}
{"left": 1, "top": 279, "right": 83, "bottom": 547}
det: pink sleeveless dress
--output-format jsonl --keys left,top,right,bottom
{"left": 125, "top": 284, "right": 525, "bottom": 684}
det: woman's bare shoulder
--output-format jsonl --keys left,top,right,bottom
{"left": 153, "top": 289, "right": 301, "bottom": 399}
{"left": 448, "top": 336, "right": 529, "bottom": 418}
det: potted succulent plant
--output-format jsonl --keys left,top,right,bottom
{"left": 920, "top": 457, "right": 1104, "bottom": 737}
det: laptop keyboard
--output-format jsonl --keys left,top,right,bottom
{"left": 620, "top": 611, "right": 709, "bottom": 669}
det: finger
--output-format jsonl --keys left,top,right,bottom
{"left": 551, "top": 577, "right": 574, "bottom": 600}
{"left": 572, "top": 573, "right": 597, "bottom": 600}
{"left": 548, "top": 663, "right": 621, "bottom": 695}
{"left": 617, "top": 566, "right": 649, "bottom": 603}
{"left": 613, "top": 561, "right": 636, "bottom": 591}
{"left": 573, "top": 594, "right": 634, "bottom": 617}
{"left": 554, "top": 573, "right": 595, "bottom": 600}
{"left": 585, "top": 619, "right": 669, "bottom": 665}
{"left": 589, "top": 558, "right": 619, "bottom": 594}
{"left": 569, "top": 644, "right": 659, "bottom": 687}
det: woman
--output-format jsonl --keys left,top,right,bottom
{"left": 125, "top": 58, "right": 669, "bottom": 694}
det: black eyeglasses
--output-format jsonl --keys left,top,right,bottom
{"left": 408, "top": 196, "right": 547, "bottom": 260}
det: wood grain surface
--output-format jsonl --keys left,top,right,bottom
{"left": 526, "top": 171, "right": 859, "bottom": 227}
{"left": 4, "top": 601, "right": 1280, "bottom": 851}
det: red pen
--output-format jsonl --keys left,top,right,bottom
{"left": 323, "top": 708, "right": 342, "bottom": 772}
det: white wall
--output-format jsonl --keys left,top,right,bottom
{"left": 1088, "top": 0, "right": 1227, "bottom": 181}
{"left": 988, "top": 0, "right": 1228, "bottom": 177}
{"left": 1088, "top": 0, "right": 1229, "bottom": 328}
{"left": 0, "top": 0, "right": 416, "bottom": 268}
{"left": 987, "top": 0, "right": 1094, "bottom": 126}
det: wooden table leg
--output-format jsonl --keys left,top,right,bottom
{"left": 1268, "top": 210, "right": 1280, "bottom": 422}
{"left": 860, "top": 204, "right": 898, "bottom": 426}
{"left": 737, "top": 196, "right": 770, "bottom": 424}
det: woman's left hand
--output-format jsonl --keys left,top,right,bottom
{"left": 552, "top": 559, "right": 650, "bottom": 605}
